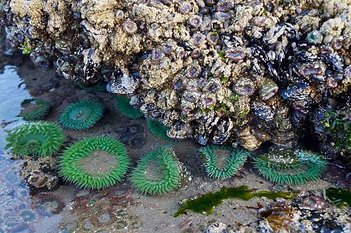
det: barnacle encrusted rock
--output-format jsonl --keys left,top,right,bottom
{"left": 1, "top": 0, "right": 351, "bottom": 151}
{"left": 20, "top": 156, "right": 59, "bottom": 190}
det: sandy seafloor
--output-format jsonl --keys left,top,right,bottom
{"left": 0, "top": 32, "right": 351, "bottom": 233}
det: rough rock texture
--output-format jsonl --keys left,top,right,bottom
{"left": 1, "top": 0, "right": 351, "bottom": 152}
{"left": 20, "top": 156, "right": 59, "bottom": 190}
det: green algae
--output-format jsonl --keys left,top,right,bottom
{"left": 21, "top": 39, "right": 32, "bottom": 55}
{"left": 326, "top": 187, "right": 351, "bottom": 208}
{"left": 174, "top": 185, "right": 296, "bottom": 217}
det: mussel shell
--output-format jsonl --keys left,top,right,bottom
{"left": 194, "top": 133, "right": 209, "bottom": 145}
{"left": 259, "top": 79, "right": 278, "bottom": 100}
{"left": 252, "top": 102, "right": 274, "bottom": 122}
{"left": 281, "top": 82, "right": 310, "bottom": 102}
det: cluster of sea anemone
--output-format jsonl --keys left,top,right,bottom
{"left": 5, "top": 113, "right": 185, "bottom": 193}
{"left": 5, "top": 119, "right": 329, "bottom": 191}
{"left": 1, "top": 3, "right": 350, "bottom": 203}
{"left": 6, "top": 95, "right": 330, "bottom": 193}
{"left": 58, "top": 142, "right": 186, "bottom": 193}
{"left": 5, "top": 98, "right": 108, "bottom": 189}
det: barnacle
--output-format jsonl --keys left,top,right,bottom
{"left": 59, "top": 99, "right": 103, "bottom": 130}
{"left": 3, "top": 0, "right": 351, "bottom": 152}
{"left": 6, "top": 122, "right": 64, "bottom": 157}
{"left": 146, "top": 119, "right": 170, "bottom": 140}
{"left": 130, "top": 146, "right": 182, "bottom": 195}
{"left": 115, "top": 95, "right": 143, "bottom": 119}
{"left": 20, "top": 99, "right": 51, "bottom": 121}
{"left": 253, "top": 149, "right": 327, "bottom": 185}
{"left": 200, "top": 146, "right": 249, "bottom": 180}
{"left": 59, "top": 136, "right": 130, "bottom": 189}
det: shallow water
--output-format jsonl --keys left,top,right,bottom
{"left": 0, "top": 62, "right": 193, "bottom": 233}
{"left": 0, "top": 65, "right": 29, "bottom": 148}
{"left": 0, "top": 65, "right": 60, "bottom": 233}
{"left": 0, "top": 59, "right": 350, "bottom": 232}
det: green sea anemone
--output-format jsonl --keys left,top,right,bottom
{"left": 147, "top": 119, "right": 170, "bottom": 140}
{"left": 130, "top": 146, "right": 182, "bottom": 195}
{"left": 200, "top": 146, "right": 249, "bottom": 179}
{"left": 6, "top": 122, "right": 64, "bottom": 157}
{"left": 115, "top": 95, "right": 143, "bottom": 119}
{"left": 59, "top": 99, "right": 103, "bottom": 130}
{"left": 20, "top": 98, "right": 51, "bottom": 121}
{"left": 59, "top": 136, "right": 130, "bottom": 189}
{"left": 253, "top": 149, "right": 327, "bottom": 185}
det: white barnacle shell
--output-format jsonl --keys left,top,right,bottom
{"left": 109, "top": 74, "right": 140, "bottom": 95}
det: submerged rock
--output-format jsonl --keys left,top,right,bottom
{"left": 20, "top": 156, "right": 59, "bottom": 190}
{"left": 258, "top": 192, "right": 351, "bottom": 233}
{"left": 204, "top": 222, "right": 232, "bottom": 233}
